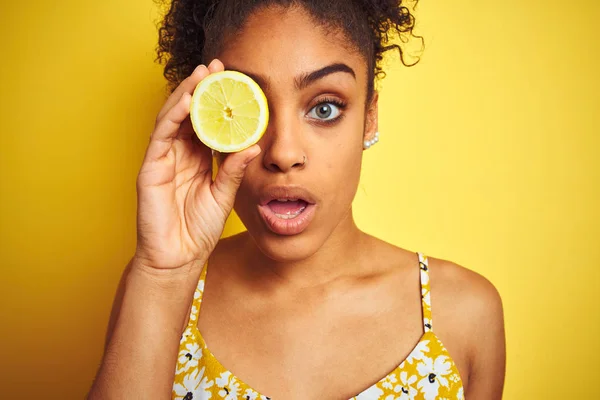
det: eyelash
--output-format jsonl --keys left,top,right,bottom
{"left": 307, "top": 97, "right": 347, "bottom": 126}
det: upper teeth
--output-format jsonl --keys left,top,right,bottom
{"left": 277, "top": 198, "right": 298, "bottom": 202}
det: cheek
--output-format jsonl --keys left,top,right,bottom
{"left": 235, "top": 162, "right": 259, "bottom": 200}
{"left": 316, "top": 114, "right": 365, "bottom": 203}
{"left": 323, "top": 140, "right": 363, "bottom": 204}
{"left": 233, "top": 158, "right": 267, "bottom": 219}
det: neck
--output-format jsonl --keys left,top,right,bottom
{"left": 242, "top": 207, "right": 371, "bottom": 289}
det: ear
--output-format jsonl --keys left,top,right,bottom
{"left": 364, "top": 92, "right": 379, "bottom": 143}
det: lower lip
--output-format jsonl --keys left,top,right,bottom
{"left": 257, "top": 203, "right": 316, "bottom": 236}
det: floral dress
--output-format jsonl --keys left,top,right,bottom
{"left": 172, "top": 253, "right": 464, "bottom": 399}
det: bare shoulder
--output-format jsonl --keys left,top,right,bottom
{"left": 427, "top": 255, "right": 506, "bottom": 394}
{"left": 427, "top": 256, "right": 503, "bottom": 322}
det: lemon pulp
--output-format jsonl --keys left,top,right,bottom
{"left": 189, "top": 70, "right": 269, "bottom": 153}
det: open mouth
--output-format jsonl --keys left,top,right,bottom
{"left": 257, "top": 194, "right": 316, "bottom": 236}
{"left": 267, "top": 199, "right": 309, "bottom": 220}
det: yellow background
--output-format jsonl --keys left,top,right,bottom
{"left": 1, "top": 0, "right": 598, "bottom": 398}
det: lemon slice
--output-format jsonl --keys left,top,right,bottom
{"left": 189, "top": 70, "right": 269, "bottom": 153}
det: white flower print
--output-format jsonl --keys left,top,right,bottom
{"left": 216, "top": 371, "right": 241, "bottom": 400}
{"left": 405, "top": 340, "right": 430, "bottom": 364}
{"left": 355, "top": 383, "right": 384, "bottom": 399}
{"left": 423, "top": 318, "right": 432, "bottom": 332}
{"left": 180, "top": 327, "right": 194, "bottom": 344}
{"left": 416, "top": 355, "right": 452, "bottom": 400}
{"left": 382, "top": 374, "right": 398, "bottom": 389}
{"left": 420, "top": 269, "right": 429, "bottom": 285}
{"left": 242, "top": 389, "right": 258, "bottom": 400}
{"left": 196, "top": 280, "right": 205, "bottom": 303}
{"left": 393, "top": 371, "right": 418, "bottom": 400}
{"left": 457, "top": 387, "right": 464, "bottom": 400}
{"left": 189, "top": 305, "right": 199, "bottom": 321}
{"left": 173, "top": 367, "right": 214, "bottom": 400}
{"left": 422, "top": 290, "right": 431, "bottom": 307}
{"left": 177, "top": 342, "right": 202, "bottom": 373}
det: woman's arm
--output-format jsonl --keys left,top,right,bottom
{"left": 464, "top": 274, "right": 506, "bottom": 399}
{"left": 88, "top": 58, "right": 261, "bottom": 398}
{"left": 103, "top": 258, "right": 133, "bottom": 350}
{"left": 431, "top": 258, "right": 506, "bottom": 399}
{"left": 89, "top": 260, "right": 203, "bottom": 399}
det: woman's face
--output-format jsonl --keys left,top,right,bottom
{"left": 217, "top": 5, "right": 378, "bottom": 262}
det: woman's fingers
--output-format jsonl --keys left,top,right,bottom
{"left": 146, "top": 92, "right": 192, "bottom": 161}
{"left": 176, "top": 117, "right": 195, "bottom": 140}
{"left": 155, "top": 58, "right": 226, "bottom": 144}
{"left": 207, "top": 59, "right": 225, "bottom": 73}
{"left": 156, "top": 64, "right": 209, "bottom": 122}
{"left": 210, "top": 145, "right": 261, "bottom": 214}
{"left": 176, "top": 60, "right": 225, "bottom": 141}
{"left": 141, "top": 58, "right": 229, "bottom": 173}
{"left": 156, "top": 59, "right": 225, "bottom": 123}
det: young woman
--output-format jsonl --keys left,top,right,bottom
{"left": 89, "top": 1, "right": 506, "bottom": 399}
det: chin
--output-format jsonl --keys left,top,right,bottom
{"left": 246, "top": 226, "right": 328, "bottom": 263}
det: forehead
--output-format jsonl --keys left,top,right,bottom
{"left": 216, "top": 5, "right": 368, "bottom": 89}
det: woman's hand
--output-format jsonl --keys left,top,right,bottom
{"left": 134, "top": 59, "right": 260, "bottom": 271}
{"left": 88, "top": 62, "right": 259, "bottom": 399}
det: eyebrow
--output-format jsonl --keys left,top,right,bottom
{"left": 294, "top": 63, "right": 356, "bottom": 90}
{"left": 229, "top": 62, "right": 356, "bottom": 92}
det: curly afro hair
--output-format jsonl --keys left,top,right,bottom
{"left": 155, "top": 0, "right": 422, "bottom": 98}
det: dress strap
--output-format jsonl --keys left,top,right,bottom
{"left": 187, "top": 261, "right": 208, "bottom": 327}
{"left": 417, "top": 252, "right": 433, "bottom": 332}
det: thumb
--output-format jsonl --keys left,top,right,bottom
{"left": 210, "top": 144, "right": 261, "bottom": 214}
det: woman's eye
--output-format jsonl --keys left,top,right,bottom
{"left": 308, "top": 102, "right": 342, "bottom": 121}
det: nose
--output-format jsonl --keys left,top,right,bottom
{"left": 261, "top": 112, "right": 307, "bottom": 173}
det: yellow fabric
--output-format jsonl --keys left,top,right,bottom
{"left": 172, "top": 253, "right": 464, "bottom": 399}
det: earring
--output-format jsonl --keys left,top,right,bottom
{"left": 363, "top": 131, "right": 379, "bottom": 150}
